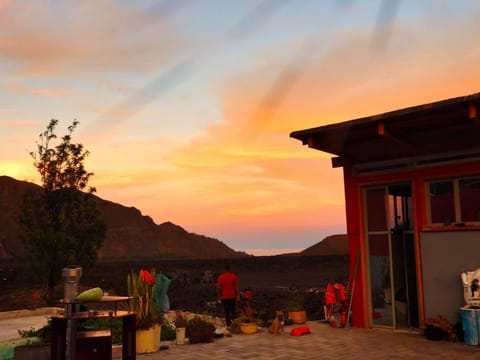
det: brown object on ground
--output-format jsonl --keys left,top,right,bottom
{"left": 268, "top": 310, "right": 285, "bottom": 335}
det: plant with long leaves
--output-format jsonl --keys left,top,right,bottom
{"left": 127, "top": 268, "right": 162, "bottom": 330}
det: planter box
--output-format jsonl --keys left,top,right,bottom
{"left": 14, "top": 343, "right": 50, "bottom": 360}
{"left": 0, "top": 337, "right": 43, "bottom": 360}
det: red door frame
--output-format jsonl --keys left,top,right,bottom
{"left": 343, "top": 159, "right": 480, "bottom": 328}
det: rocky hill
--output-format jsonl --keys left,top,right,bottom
{"left": 0, "top": 176, "right": 247, "bottom": 260}
{"left": 300, "top": 234, "right": 349, "bottom": 256}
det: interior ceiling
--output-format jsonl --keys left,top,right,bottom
{"left": 290, "top": 93, "right": 480, "bottom": 166}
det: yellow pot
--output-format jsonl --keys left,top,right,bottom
{"left": 239, "top": 323, "right": 259, "bottom": 334}
{"left": 136, "top": 324, "right": 161, "bottom": 354}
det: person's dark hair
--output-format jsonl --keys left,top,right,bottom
{"left": 224, "top": 265, "right": 230, "bottom": 271}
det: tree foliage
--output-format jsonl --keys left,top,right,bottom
{"left": 20, "top": 119, "right": 107, "bottom": 303}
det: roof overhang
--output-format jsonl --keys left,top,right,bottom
{"left": 290, "top": 93, "right": 480, "bottom": 167}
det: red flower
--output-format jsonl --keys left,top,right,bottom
{"left": 140, "top": 269, "right": 155, "bottom": 285}
{"left": 242, "top": 290, "right": 253, "bottom": 301}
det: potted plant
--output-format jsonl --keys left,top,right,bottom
{"left": 14, "top": 322, "right": 52, "bottom": 360}
{"left": 161, "top": 321, "right": 176, "bottom": 341}
{"left": 233, "top": 289, "right": 261, "bottom": 334}
{"left": 186, "top": 316, "right": 215, "bottom": 343}
{"left": 238, "top": 315, "right": 261, "bottom": 334}
{"left": 424, "top": 315, "right": 456, "bottom": 341}
{"left": 174, "top": 310, "right": 187, "bottom": 344}
{"left": 287, "top": 294, "right": 307, "bottom": 324}
{"left": 127, "top": 268, "right": 162, "bottom": 353}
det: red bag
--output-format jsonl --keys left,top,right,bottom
{"left": 326, "top": 283, "right": 348, "bottom": 328}
{"left": 290, "top": 326, "right": 311, "bottom": 336}
{"left": 334, "top": 283, "right": 346, "bottom": 304}
{"left": 325, "top": 283, "right": 336, "bottom": 305}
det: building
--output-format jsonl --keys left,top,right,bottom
{"left": 290, "top": 93, "right": 480, "bottom": 329}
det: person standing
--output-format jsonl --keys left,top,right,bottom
{"left": 217, "top": 265, "right": 239, "bottom": 328}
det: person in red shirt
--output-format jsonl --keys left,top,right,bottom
{"left": 217, "top": 265, "right": 240, "bottom": 328}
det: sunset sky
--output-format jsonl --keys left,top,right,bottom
{"left": 2, "top": 0, "right": 480, "bottom": 255}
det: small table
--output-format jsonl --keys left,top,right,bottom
{"left": 51, "top": 296, "right": 136, "bottom": 360}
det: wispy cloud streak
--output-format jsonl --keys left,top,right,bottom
{"left": 92, "top": 0, "right": 292, "bottom": 133}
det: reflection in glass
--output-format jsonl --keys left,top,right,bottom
{"left": 460, "top": 178, "right": 480, "bottom": 222}
{"left": 429, "top": 181, "right": 454, "bottom": 224}
{"left": 365, "top": 184, "right": 418, "bottom": 329}
{"left": 366, "top": 189, "right": 387, "bottom": 232}
{"left": 369, "top": 233, "right": 393, "bottom": 327}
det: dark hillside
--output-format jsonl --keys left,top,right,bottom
{"left": 0, "top": 175, "right": 351, "bottom": 320}
{"left": 300, "top": 234, "right": 349, "bottom": 256}
{"left": 0, "top": 255, "right": 349, "bottom": 321}
{"left": 0, "top": 176, "right": 246, "bottom": 260}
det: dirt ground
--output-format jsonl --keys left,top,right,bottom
{"left": 0, "top": 255, "right": 349, "bottom": 322}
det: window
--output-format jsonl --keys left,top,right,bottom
{"left": 427, "top": 176, "right": 480, "bottom": 225}
{"left": 460, "top": 178, "right": 480, "bottom": 222}
{"left": 429, "top": 181, "right": 455, "bottom": 224}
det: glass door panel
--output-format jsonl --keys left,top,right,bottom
{"left": 369, "top": 233, "right": 393, "bottom": 326}
{"left": 366, "top": 188, "right": 387, "bottom": 231}
{"left": 365, "top": 184, "right": 418, "bottom": 329}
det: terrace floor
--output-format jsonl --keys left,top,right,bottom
{"left": 2, "top": 309, "right": 480, "bottom": 360}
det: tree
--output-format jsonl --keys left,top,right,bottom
{"left": 20, "top": 119, "right": 107, "bottom": 303}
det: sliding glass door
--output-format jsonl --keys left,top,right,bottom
{"left": 364, "top": 184, "right": 418, "bottom": 328}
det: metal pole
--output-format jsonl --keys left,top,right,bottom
{"left": 346, "top": 247, "right": 361, "bottom": 328}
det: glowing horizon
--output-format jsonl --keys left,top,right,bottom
{"left": 2, "top": 1, "right": 480, "bottom": 254}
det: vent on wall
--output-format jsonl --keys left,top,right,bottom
{"left": 415, "top": 152, "right": 480, "bottom": 166}
{"left": 354, "top": 151, "right": 480, "bottom": 176}
{"left": 354, "top": 162, "right": 411, "bottom": 175}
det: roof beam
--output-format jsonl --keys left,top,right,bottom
{"left": 469, "top": 103, "right": 480, "bottom": 126}
{"left": 377, "top": 121, "right": 415, "bottom": 148}
{"left": 331, "top": 156, "right": 344, "bottom": 168}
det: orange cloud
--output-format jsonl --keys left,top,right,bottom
{"left": 6, "top": 2, "right": 480, "bottom": 252}
{"left": 0, "top": 118, "right": 38, "bottom": 128}
{"left": 130, "top": 88, "right": 344, "bottom": 235}
{"left": 6, "top": 80, "right": 76, "bottom": 97}
{"left": 127, "top": 11, "right": 480, "bottom": 241}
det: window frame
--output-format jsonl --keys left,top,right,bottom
{"left": 426, "top": 176, "right": 480, "bottom": 226}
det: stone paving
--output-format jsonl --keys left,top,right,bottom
{"left": 0, "top": 308, "right": 58, "bottom": 342}
{"left": 2, "top": 310, "right": 480, "bottom": 360}
{"left": 132, "top": 321, "right": 480, "bottom": 360}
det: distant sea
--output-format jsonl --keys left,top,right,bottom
{"left": 242, "top": 248, "right": 302, "bottom": 256}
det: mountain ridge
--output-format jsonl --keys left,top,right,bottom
{"left": 300, "top": 234, "right": 349, "bottom": 256}
{"left": 0, "top": 176, "right": 348, "bottom": 260}
{"left": 0, "top": 175, "right": 246, "bottom": 260}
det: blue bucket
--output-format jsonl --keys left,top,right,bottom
{"left": 460, "top": 307, "right": 479, "bottom": 346}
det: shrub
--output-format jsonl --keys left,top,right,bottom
{"left": 18, "top": 320, "right": 51, "bottom": 342}
{"left": 174, "top": 310, "right": 188, "bottom": 328}
{"left": 161, "top": 321, "right": 176, "bottom": 341}
{"left": 186, "top": 316, "right": 215, "bottom": 343}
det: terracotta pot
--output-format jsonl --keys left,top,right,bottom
{"left": 288, "top": 310, "right": 307, "bottom": 324}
